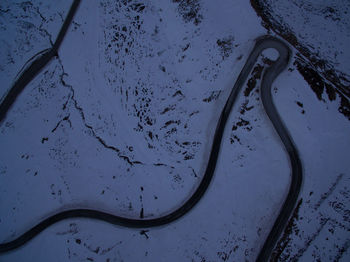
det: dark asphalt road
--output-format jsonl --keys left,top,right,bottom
{"left": 0, "top": 1, "right": 302, "bottom": 261}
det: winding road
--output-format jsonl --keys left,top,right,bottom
{"left": 0, "top": 1, "right": 302, "bottom": 261}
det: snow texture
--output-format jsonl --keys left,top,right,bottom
{"left": 0, "top": 0, "right": 349, "bottom": 261}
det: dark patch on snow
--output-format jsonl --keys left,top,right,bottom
{"left": 271, "top": 199, "right": 303, "bottom": 261}
{"left": 130, "top": 3, "right": 146, "bottom": 13}
{"left": 244, "top": 64, "right": 263, "bottom": 97}
{"left": 250, "top": 0, "right": 350, "bottom": 120}
{"left": 159, "top": 65, "right": 166, "bottom": 72}
{"left": 160, "top": 104, "right": 176, "bottom": 115}
{"left": 216, "top": 36, "right": 235, "bottom": 59}
{"left": 230, "top": 135, "right": 241, "bottom": 144}
{"left": 172, "top": 0, "right": 203, "bottom": 25}
{"left": 172, "top": 90, "right": 184, "bottom": 99}
{"left": 140, "top": 229, "right": 149, "bottom": 239}
{"left": 314, "top": 174, "right": 344, "bottom": 210}
{"left": 231, "top": 118, "right": 252, "bottom": 132}
{"left": 239, "top": 101, "right": 254, "bottom": 115}
{"left": 294, "top": 60, "right": 324, "bottom": 101}
{"left": 271, "top": 173, "right": 350, "bottom": 261}
{"left": 296, "top": 101, "right": 303, "bottom": 108}
{"left": 51, "top": 114, "right": 71, "bottom": 133}
{"left": 182, "top": 43, "right": 190, "bottom": 52}
{"left": 140, "top": 207, "right": 144, "bottom": 218}
{"left": 203, "top": 90, "right": 221, "bottom": 103}
{"left": 161, "top": 120, "right": 180, "bottom": 129}
{"left": 295, "top": 57, "right": 350, "bottom": 120}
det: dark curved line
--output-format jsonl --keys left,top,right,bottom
{"left": 254, "top": 38, "right": 302, "bottom": 262}
{"left": 0, "top": 0, "right": 81, "bottom": 123}
{"left": 0, "top": 1, "right": 302, "bottom": 261}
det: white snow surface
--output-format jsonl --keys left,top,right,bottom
{"left": 0, "top": 0, "right": 349, "bottom": 261}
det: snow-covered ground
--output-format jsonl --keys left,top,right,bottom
{"left": 251, "top": 0, "right": 350, "bottom": 122}
{"left": 254, "top": 0, "right": 350, "bottom": 75}
{"left": 0, "top": 0, "right": 349, "bottom": 261}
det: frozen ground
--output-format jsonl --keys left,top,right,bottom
{"left": 0, "top": 0, "right": 349, "bottom": 261}
{"left": 252, "top": 0, "right": 350, "bottom": 121}
{"left": 253, "top": 0, "right": 350, "bottom": 74}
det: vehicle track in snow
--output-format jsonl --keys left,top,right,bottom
{"left": 0, "top": 0, "right": 302, "bottom": 261}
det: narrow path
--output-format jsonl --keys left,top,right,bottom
{"left": 0, "top": 1, "right": 302, "bottom": 261}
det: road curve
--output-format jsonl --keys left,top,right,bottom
{"left": 0, "top": 1, "right": 302, "bottom": 261}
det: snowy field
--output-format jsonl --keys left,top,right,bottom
{"left": 0, "top": 0, "right": 349, "bottom": 261}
